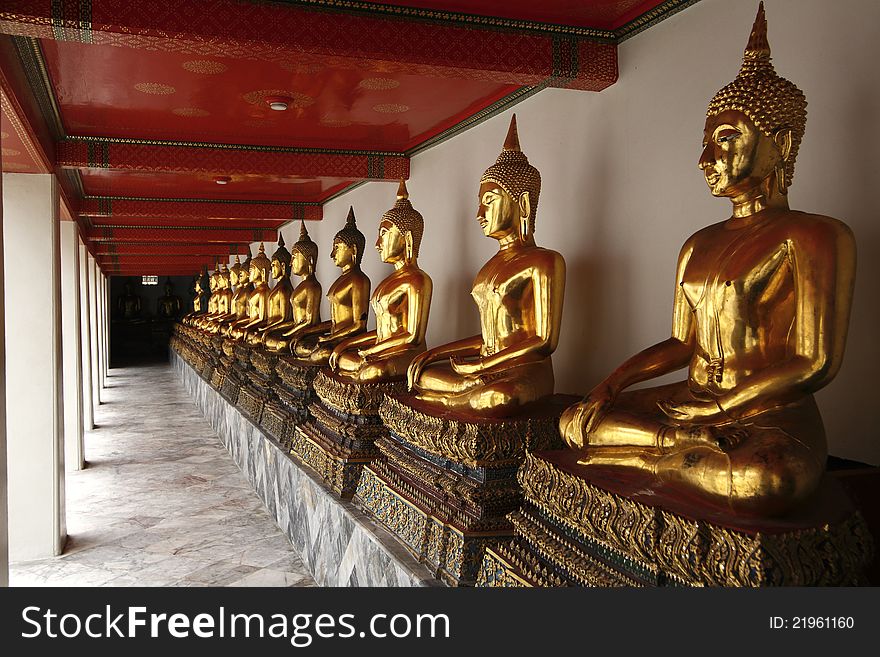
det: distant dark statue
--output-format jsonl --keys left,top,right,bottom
{"left": 116, "top": 280, "right": 142, "bottom": 319}
{"left": 157, "top": 279, "right": 182, "bottom": 319}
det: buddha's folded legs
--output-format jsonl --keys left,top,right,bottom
{"left": 415, "top": 358, "right": 554, "bottom": 415}
{"left": 336, "top": 346, "right": 424, "bottom": 383}
{"left": 575, "top": 387, "right": 827, "bottom": 515}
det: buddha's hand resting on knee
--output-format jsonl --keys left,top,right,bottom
{"left": 560, "top": 380, "right": 618, "bottom": 448}
{"left": 406, "top": 351, "right": 434, "bottom": 390}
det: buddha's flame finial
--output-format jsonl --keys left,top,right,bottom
{"left": 277, "top": 231, "right": 285, "bottom": 248}
{"left": 396, "top": 179, "right": 409, "bottom": 200}
{"left": 258, "top": 242, "right": 265, "bottom": 255}
{"left": 299, "top": 219, "right": 309, "bottom": 240}
{"left": 741, "top": 2, "right": 773, "bottom": 76}
{"left": 503, "top": 114, "right": 520, "bottom": 152}
{"left": 234, "top": 254, "right": 241, "bottom": 265}
{"left": 346, "top": 206, "right": 356, "bottom": 226}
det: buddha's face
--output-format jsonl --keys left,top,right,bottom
{"left": 477, "top": 182, "right": 517, "bottom": 238}
{"left": 270, "top": 258, "right": 282, "bottom": 280}
{"left": 699, "top": 109, "right": 781, "bottom": 199}
{"left": 376, "top": 219, "right": 405, "bottom": 263}
{"left": 249, "top": 263, "right": 259, "bottom": 283}
{"left": 291, "top": 250, "right": 309, "bottom": 276}
{"left": 331, "top": 239, "right": 355, "bottom": 268}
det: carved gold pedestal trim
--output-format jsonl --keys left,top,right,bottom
{"left": 354, "top": 393, "right": 572, "bottom": 586}
{"left": 292, "top": 370, "right": 404, "bottom": 498}
{"left": 477, "top": 451, "right": 874, "bottom": 587}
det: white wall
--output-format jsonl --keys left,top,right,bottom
{"left": 265, "top": 0, "right": 879, "bottom": 464}
{"left": 60, "top": 222, "right": 84, "bottom": 471}
{"left": 3, "top": 173, "right": 66, "bottom": 560}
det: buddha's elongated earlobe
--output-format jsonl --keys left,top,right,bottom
{"left": 518, "top": 192, "right": 532, "bottom": 241}
{"left": 405, "top": 231, "right": 414, "bottom": 262}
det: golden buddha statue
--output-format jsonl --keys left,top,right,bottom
{"left": 263, "top": 221, "right": 323, "bottom": 353}
{"left": 222, "top": 250, "right": 254, "bottom": 337}
{"left": 291, "top": 207, "right": 371, "bottom": 363}
{"left": 246, "top": 233, "right": 295, "bottom": 346}
{"left": 116, "top": 279, "right": 142, "bottom": 319}
{"left": 203, "top": 262, "right": 238, "bottom": 335}
{"left": 227, "top": 243, "right": 272, "bottom": 341}
{"left": 406, "top": 115, "right": 566, "bottom": 416}
{"left": 157, "top": 278, "right": 182, "bottom": 319}
{"left": 329, "top": 180, "right": 432, "bottom": 383}
{"left": 194, "top": 267, "right": 221, "bottom": 330}
{"left": 559, "top": 3, "right": 856, "bottom": 516}
{"left": 183, "top": 269, "right": 210, "bottom": 324}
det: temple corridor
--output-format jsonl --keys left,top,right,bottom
{"left": 9, "top": 361, "right": 315, "bottom": 587}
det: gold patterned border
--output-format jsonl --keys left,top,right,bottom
{"left": 519, "top": 452, "right": 874, "bottom": 586}
{"left": 380, "top": 395, "right": 565, "bottom": 468}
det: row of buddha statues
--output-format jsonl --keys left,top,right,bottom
{"left": 173, "top": 4, "right": 869, "bottom": 586}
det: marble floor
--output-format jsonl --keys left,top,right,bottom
{"left": 9, "top": 359, "right": 316, "bottom": 587}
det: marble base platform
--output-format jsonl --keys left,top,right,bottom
{"left": 171, "top": 349, "right": 439, "bottom": 587}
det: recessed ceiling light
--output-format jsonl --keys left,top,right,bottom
{"left": 265, "top": 95, "right": 292, "bottom": 111}
{"left": 214, "top": 176, "right": 231, "bottom": 185}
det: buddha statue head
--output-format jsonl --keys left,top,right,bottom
{"left": 332, "top": 206, "right": 366, "bottom": 270}
{"left": 291, "top": 220, "right": 319, "bottom": 277}
{"left": 377, "top": 179, "right": 423, "bottom": 264}
{"left": 249, "top": 242, "right": 271, "bottom": 284}
{"left": 218, "top": 262, "right": 231, "bottom": 290}
{"left": 479, "top": 114, "right": 541, "bottom": 243}
{"left": 240, "top": 247, "right": 253, "bottom": 285}
{"left": 228, "top": 254, "right": 242, "bottom": 288}
{"left": 702, "top": 2, "right": 806, "bottom": 200}
{"left": 270, "top": 232, "right": 292, "bottom": 281}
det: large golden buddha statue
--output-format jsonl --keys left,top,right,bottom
{"left": 116, "top": 279, "right": 142, "bottom": 319}
{"left": 194, "top": 266, "right": 221, "bottom": 330}
{"left": 329, "top": 180, "right": 432, "bottom": 383}
{"left": 263, "top": 221, "right": 323, "bottom": 353}
{"left": 406, "top": 115, "right": 565, "bottom": 416}
{"left": 227, "top": 243, "right": 272, "bottom": 341}
{"left": 157, "top": 278, "right": 182, "bottom": 319}
{"left": 291, "top": 208, "right": 371, "bottom": 363}
{"left": 560, "top": 4, "right": 856, "bottom": 516}
{"left": 246, "top": 233, "right": 294, "bottom": 346}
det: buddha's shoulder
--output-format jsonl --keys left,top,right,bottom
{"left": 782, "top": 211, "right": 854, "bottom": 241}
{"left": 515, "top": 245, "right": 565, "bottom": 269}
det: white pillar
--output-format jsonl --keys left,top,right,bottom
{"left": 88, "top": 255, "right": 102, "bottom": 405}
{"left": 103, "top": 273, "right": 110, "bottom": 374}
{"left": 60, "top": 222, "right": 84, "bottom": 471}
{"left": 79, "top": 241, "right": 94, "bottom": 430}
{"left": 0, "top": 165, "right": 9, "bottom": 584}
{"left": 2, "top": 173, "right": 66, "bottom": 560}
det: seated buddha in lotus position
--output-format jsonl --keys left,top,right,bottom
{"left": 291, "top": 207, "right": 371, "bottom": 364}
{"left": 202, "top": 264, "right": 233, "bottom": 334}
{"left": 329, "top": 180, "right": 432, "bottom": 383}
{"left": 194, "top": 267, "right": 221, "bottom": 330}
{"left": 157, "top": 279, "right": 182, "bottom": 319}
{"left": 245, "top": 233, "right": 295, "bottom": 346}
{"left": 222, "top": 251, "right": 254, "bottom": 337}
{"left": 204, "top": 259, "right": 243, "bottom": 334}
{"left": 559, "top": 4, "right": 856, "bottom": 516}
{"left": 406, "top": 115, "right": 565, "bottom": 417}
{"left": 227, "top": 243, "right": 272, "bottom": 342}
{"left": 263, "top": 222, "right": 323, "bottom": 353}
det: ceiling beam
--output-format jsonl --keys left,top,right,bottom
{"left": 80, "top": 197, "right": 323, "bottom": 223}
{"left": 85, "top": 226, "right": 277, "bottom": 244}
{"left": 98, "top": 254, "right": 219, "bottom": 267}
{"left": 57, "top": 138, "right": 408, "bottom": 181}
{"left": 95, "top": 243, "right": 250, "bottom": 257}
{"left": 87, "top": 217, "right": 287, "bottom": 230}
{"left": 0, "top": 0, "right": 617, "bottom": 91}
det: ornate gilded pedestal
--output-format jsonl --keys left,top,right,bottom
{"left": 263, "top": 356, "right": 323, "bottom": 450}
{"left": 477, "top": 450, "right": 873, "bottom": 587}
{"left": 355, "top": 393, "right": 572, "bottom": 586}
{"left": 295, "top": 370, "right": 404, "bottom": 498}
{"left": 237, "top": 347, "right": 279, "bottom": 424}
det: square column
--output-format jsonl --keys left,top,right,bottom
{"left": 2, "top": 173, "right": 66, "bottom": 560}
{"left": 60, "top": 222, "right": 84, "bottom": 471}
{"left": 0, "top": 166, "right": 9, "bottom": 584}
{"left": 79, "top": 241, "right": 94, "bottom": 430}
{"left": 88, "top": 256, "right": 102, "bottom": 404}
